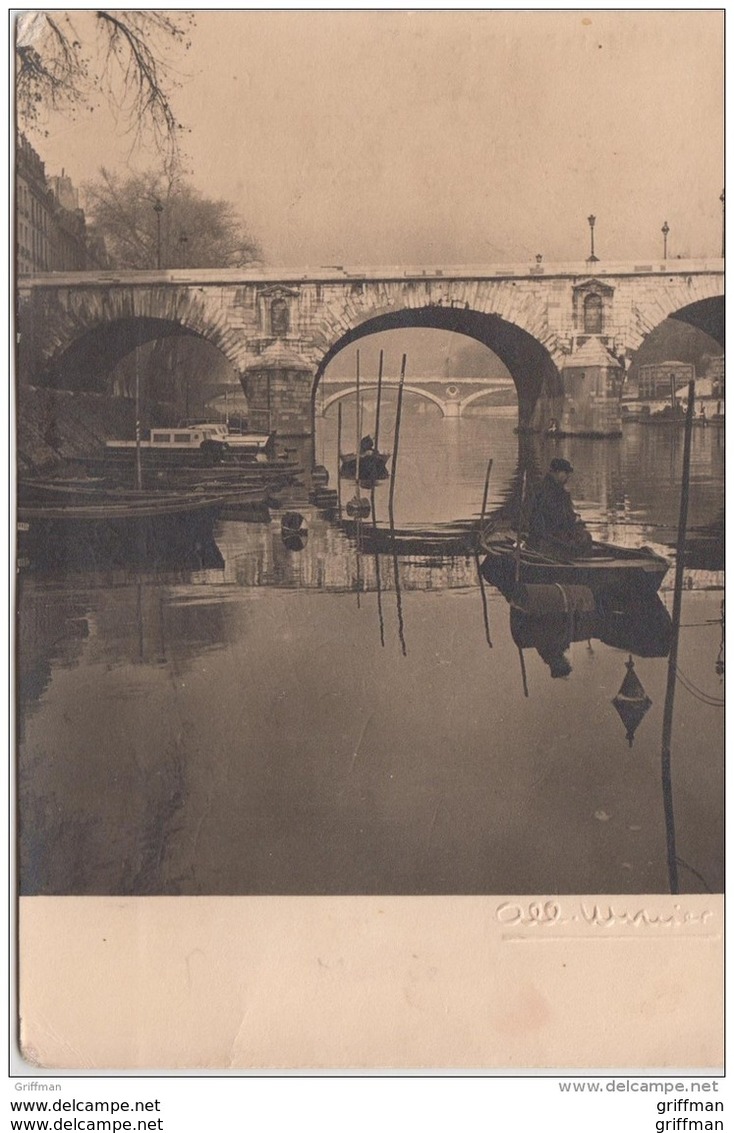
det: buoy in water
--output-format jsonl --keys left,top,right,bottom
{"left": 282, "top": 534, "right": 308, "bottom": 552}
{"left": 346, "top": 495, "right": 371, "bottom": 518}
{"left": 281, "top": 511, "right": 306, "bottom": 536}
{"left": 612, "top": 655, "right": 652, "bottom": 748}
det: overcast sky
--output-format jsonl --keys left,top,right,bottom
{"left": 26, "top": 10, "right": 723, "bottom": 269}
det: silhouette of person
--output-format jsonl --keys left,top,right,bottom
{"left": 524, "top": 458, "right": 592, "bottom": 559}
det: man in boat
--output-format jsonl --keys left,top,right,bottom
{"left": 524, "top": 458, "right": 593, "bottom": 559}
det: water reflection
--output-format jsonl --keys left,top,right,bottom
{"left": 489, "top": 577, "right": 673, "bottom": 682}
{"left": 19, "top": 509, "right": 225, "bottom": 574}
{"left": 17, "top": 413, "right": 723, "bottom": 896}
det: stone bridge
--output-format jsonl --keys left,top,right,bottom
{"left": 319, "top": 377, "right": 516, "bottom": 418}
{"left": 17, "top": 259, "right": 724, "bottom": 437}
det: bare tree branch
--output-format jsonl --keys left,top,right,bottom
{"left": 15, "top": 10, "right": 193, "bottom": 160}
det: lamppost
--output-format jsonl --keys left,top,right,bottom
{"left": 720, "top": 189, "right": 725, "bottom": 257}
{"left": 535, "top": 253, "right": 543, "bottom": 264}
{"left": 662, "top": 220, "right": 670, "bottom": 259}
{"left": 179, "top": 231, "right": 188, "bottom": 268}
{"left": 587, "top": 214, "right": 598, "bottom": 262}
{"left": 152, "top": 198, "right": 163, "bottom": 269}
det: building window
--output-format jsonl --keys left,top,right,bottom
{"left": 270, "top": 297, "right": 290, "bottom": 337}
{"left": 584, "top": 293, "right": 603, "bottom": 334}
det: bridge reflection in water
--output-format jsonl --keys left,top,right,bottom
{"left": 17, "top": 414, "right": 722, "bottom": 897}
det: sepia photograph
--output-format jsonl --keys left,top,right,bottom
{"left": 14, "top": 10, "right": 723, "bottom": 1071}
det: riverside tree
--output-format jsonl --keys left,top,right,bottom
{"left": 83, "top": 167, "right": 262, "bottom": 269}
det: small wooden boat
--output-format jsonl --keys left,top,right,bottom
{"left": 18, "top": 478, "right": 273, "bottom": 522}
{"left": 340, "top": 450, "right": 391, "bottom": 482}
{"left": 16, "top": 490, "right": 229, "bottom": 572}
{"left": 339, "top": 520, "right": 477, "bottom": 558}
{"left": 480, "top": 532, "right": 670, "bottom": 596}
{"left": 17, "top": 492, "right": 229, "bottom": 523}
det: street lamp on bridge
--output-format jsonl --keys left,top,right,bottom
{"left": 152, "top": 198, "right": 163, "bottom": 269}
{"left": 720, "top": 189, "right": 725, "bottom": 257}
{"left": 587, "top": 214, "right": 598, "bottom": 262}
{"left": 179, "top": 231, "right": 188, "bottom": 268}
{"left": 662, "top": 220, "right": 670, "bottom": 259}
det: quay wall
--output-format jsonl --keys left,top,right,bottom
{"left": 17, "top": 386, "right": 147, "bottom": 473}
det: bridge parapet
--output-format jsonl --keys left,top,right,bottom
{"left": 18, "top": 257, "right": 724, "bottom": 289}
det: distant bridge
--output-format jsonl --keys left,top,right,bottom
{"left": 18, "top": 258, "right": 724, "bottom": 437}
{"left": 319, "top": 377, "right": 515, "bottom": 417}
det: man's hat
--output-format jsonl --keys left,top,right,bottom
{"left": 550, "top": 458, "right": 574, "bottom": 473}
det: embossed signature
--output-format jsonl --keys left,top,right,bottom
{"left": 496, "top": 901, "right": 714, "bottom": 928}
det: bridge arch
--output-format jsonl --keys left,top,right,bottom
{"left": 666, "top": 295, "right": 724, "bottom": 347}
{"left": 321, "top": 383, "right": 451, "bottom": 416}
{"left": 310, "top": 305, "right": 563, "bottom": 432}
{"left": 458, "top": 387, "right": 517, "bottom": 414}
{"left": 627, "top": 280, "right": 724, "bottom": 356}
{"left": 21, "top": 285, "right": 250, "bottom": 391}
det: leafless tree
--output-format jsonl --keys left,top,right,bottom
{"left": 83, "top": 167, "right": 262, "bottom": 269}
{"left": 15, "top": 10, "right": 194, "bottom": 161}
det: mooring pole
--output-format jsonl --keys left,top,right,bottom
{"left": 480, "top": 457, "right": 493, "bottom": 529}
{"left": 372, "top": 488, "right": 385, "bottom": 648}
{"left": 374, "top": 349, "right": 384, "bottom": 453}
{"left": 134, "top": 364, "right": 143, "bottom": 490}
{"left": 355, "top": 349, "right": 361, "bottom": 486}
{"left": 475, "top": 551, "right": 492, "bottom": 648}
{"left": 660, "top": 377, "right": 696, "bottom": 894}
{"left": 518, "top": 647, "right": 529, "bottom": 698}
{"left": 388, "top": 354, "right": 407, "bottom": 522}
{"left": 336, "top": 402, "right": 343, "bottom": 514}
{"left": 514, "top": 469, "right": 527, "bottom": 587}
{"left": 388, "top": 354, "right": 408, "bottom": 657}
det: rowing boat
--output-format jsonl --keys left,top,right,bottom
{"left": 340, "top": 451, "right": 391, "bottom": 482}
{"left": 480, "top": 532, "right": 670, "bottom": 596}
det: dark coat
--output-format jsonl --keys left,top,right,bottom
{"left": 526, "top": 474, "right": 578, "bottom": 540}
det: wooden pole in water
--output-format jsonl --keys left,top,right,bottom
{"left": 336, "top": 402, "right": 343, "bottom": 513}
{"left": 660, "top": 377, "right": 695, "bottom": 894}
{"left": 134, "top": 362, "right": 143, "bottom": 490}
{"left": 518, "top": 646, "right": 529, "bottom": 697}
{"left": 480, "top": 457, "right": 493, "bottom": 530}
{"left": 374, "top": 349, "right": 384, "bottom": 453}
{"left": 388, "top": 353, "right": 407, "bottom": 521}
{"left": 476, "top": 455, "right": 494, "bottom": 647}
{"left": 355, "top": 349, "right": 361, "bottom": 486}
{"left": 355, "top": 512, "right": 362, "bottom": 608}
{"left": 372, "top": 488, "right": 385, "bottom": 647}
{"left": 475, "top": 551, "right": 492, "bottom": 648}
{"left": 514, "top": 469, "right": 526, "bottom": 586}
{"left": 388, "top": 354, "right": 408, "bottom": 656}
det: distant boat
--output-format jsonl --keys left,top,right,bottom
{"left": 105, "top": 423, "right": 275, "bottom": 466}
{"left": 339, "top": 450, "right": 391, "bottom": 482}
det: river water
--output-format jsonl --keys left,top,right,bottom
{"left": 18, "top": 412, "right": 723, "bottom": 895}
